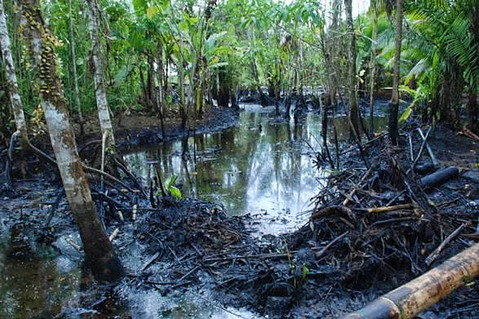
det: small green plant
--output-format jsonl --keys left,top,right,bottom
{"left": 164, "top": 174, "right": 182, "bottom": 200}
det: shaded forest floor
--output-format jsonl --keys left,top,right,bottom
{"left": 1, "top": 105, "right": 479, "bottom": 317}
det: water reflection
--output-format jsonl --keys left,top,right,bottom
{"left": 0, "top": 243, "right": 81, "bottom": 318}
{"left": 124, "top": 106, "right": 331, "bottom": 235}
{"left": 124, "top": 105, "right": 389, "bottom": 235}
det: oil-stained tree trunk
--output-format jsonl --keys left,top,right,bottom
{"left": 389, "top": 0, "right": 403, "bottom": 145}
{"left": 86, "top": 0, "right": 115, "bottom": 150}
{"left": 345, "top": 0, "right": 361, "bottom": 142}
{"left": 20, "top": 0, "right": 124, "bottom": 282}
{"left": 0, "top": 0, "right": 27, "bottom": 144}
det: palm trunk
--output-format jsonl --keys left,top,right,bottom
{"left": 389, "top": 0, "right": 403, "bottom": 145}
{"left": 345, "top": 0, "right": 361, "bottom": 142}
{"left": 0, "top": 0, "right": 27, "bottom": 144}
{"left": 20, "top": 0, "right": 124, "bottom": 282}
{"left": 87, "top": 0, "right": 115, "bottom": 150}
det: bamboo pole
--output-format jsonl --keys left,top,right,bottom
{"left": 343, "top": 243, "right": 479, "bottom": 319}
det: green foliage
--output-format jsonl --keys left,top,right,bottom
{"left": 165, "top": 174, "right": 182, "bottom": 200}
{"left": 1, "top": 0, "right": 478, "bottom": 136}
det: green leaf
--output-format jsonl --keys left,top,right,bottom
{"left": 133, "top": 0, "right": 147, "bottom": 14}
{"left": 146, "top": 6, "right": 159, "bottom": 18}
{"left": 399, "top": 105, "right": 414, "bottom": 123}
{"left": 169, "top": 186, "right": 182, "bottom": 200}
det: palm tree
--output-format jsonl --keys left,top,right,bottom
{"left": 388, "top": 0, "right": 403, "bottom": 145}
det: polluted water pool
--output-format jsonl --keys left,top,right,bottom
{"left": 123, "top": 103, "right": 387, "bottom": 235}
{"left": 123, "top": 104, "right": 327, "bottom": 236}
{"left": 0, "top": 104, "right": 388, "bottom": 318}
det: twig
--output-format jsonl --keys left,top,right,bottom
{"left": 45, "top": 189, "right": 65, "bottom": 226}
{"left": 409, "top": 126, "right": 432, "bottom": 173}
{"left": 417, "top": 127, "right": 439, "bottom": 167}
{"left": 315, "top": 231, "right": 349, "bottom": 259}
{"left": 65, "top": 237, "right": 81, "bottom": 251}
{"left": 177, "top": 265, "right": 200, "bottom": 282}
{"left": 132, "top": 204, "right": 137, "bottom": 221}
{"left": 343, "top": 164, "right": 376, "bottom": 206}
{"left": 139, "top": 251, "right": 161, "bottom": 273}
{"left": 109, "top": 227, "right": 120, "bottom": 241}
{"left": 425, "top": 221, "right": 470, "bottom": 267}
{"left": 359, "top": 203, "right": 416, "bottom": 214}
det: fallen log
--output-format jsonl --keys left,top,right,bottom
{"left": 342, "top": 242, "right": 479, "bottom": 319}
{"left": 420, "top": 166, "right": 459, "bottom": 190}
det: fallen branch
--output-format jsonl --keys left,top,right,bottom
{"left": 343, "top": 164, "right": 376, "bottom": 206}
{"left": 358, "top": 203, "right": 416, "bottom": 214}
{"left": 343, "top": 243, "right": 479, "bottom": 319}
{"left": 417, "top": 127, "right": 439, "bottom": 167}
{"left": 408, "top": 126, "right": 432, "bottom": 173}
{"left": 425, "top": 221, "right": 470, "bottom": 267}
{"left": 460, "top": 128, "right": 479, "bottom": 142}
{"left": 420, "top": 166, "right": 459, "bottom": 190}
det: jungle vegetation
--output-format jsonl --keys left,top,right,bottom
{"left": 1, "top": 0, "right": 478, "bottom": 139}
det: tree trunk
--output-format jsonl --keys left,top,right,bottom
{"left": 68, "top": 0, "right": 84, "bottom": 135}
{"left": 86, "top": 0, "right": 115, "bottom": 150}
{"left": 0, "top": 0, "right": 27, "bottom": 144}
{"left": 369, "top": 0, "right": 379, "bottom": 135}
{"left": 389, "top": 0, "right": 403, "bottom": 145}
{"left": 20, "top": 0, "right": 124, "bottom": 282}
{"left": 156, "top": 38, "right": 166, "bottom": 137}
{"left": 344, "top": 0, "right": 361, "bottom": 142}
{"left": 218, "top": 64, "right": 230, "bottom": 107}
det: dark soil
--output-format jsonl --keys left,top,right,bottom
{"left": 77, "top": 105, "right": 239, "bottom": 150}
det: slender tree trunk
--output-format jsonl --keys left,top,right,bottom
{"left": 345, "top": 0, "right": 361, "bottom": 142}
{"left": 369, "top": 0, "right": 379, "bottom": 135}
{"left": 68, "top": 0, "right": 84, "bottom": 135}
{"left": 20, "top": 0, "right": 124, "bottom": 282}
{"left": 0, "top": 0, "right": 27, "bottom": 144}
{"left": 329, "top": 0, "right": 340, "bottom": 108}
{"left": 218, "top": 64, "right": 230, "bottom": 107}
{"left": 86, "top": 0, "right": 115, "bottom": 150}
{"left": 156, "top": 38, "right": 166, "bottom": 137}
{"left": 330, "top": 0, "right": 341, "bottom": 169}
{"left": 389, "top": 0, "right": 403, "bottom": 145}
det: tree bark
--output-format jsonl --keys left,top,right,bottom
{"left": 68, "top": 0, "right": 84, "bottom": 135}
{"left": 345, "top": 0, "right": 361, "bottom": 142}
{"left": 20, "top": 0, "right": 124, "bottom": 282}
{"left": 369, "top": 0, "right": 379, "bottom": 135}
{"left": 156, "top": 38, "right": 166, "bottom": 137}
{"left": 86, "top": 0, "right": 115, "bottom": 150}
{"left": 0, "top": 0, "right": 27, "bottom": 144}
{"left": 389, "top": 0, "right": 403, "bottom": 145}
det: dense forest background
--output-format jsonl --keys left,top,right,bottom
{"left": 1, "top": 0, "right": 478, "bottom": 143}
